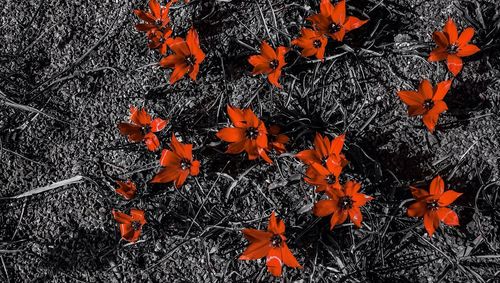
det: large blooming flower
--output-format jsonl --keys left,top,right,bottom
{"left": 151, "top": 134, "right": 200, "bottom": 188}
{"left": 307, "top": 0, "right": 367, "bottom": 42}
{"left": 216, "top": 105, "right": 272, "bottom": 163}
{"left": 313, "top": 180, "right": 373, "bottom": 230}
{"left": 239, "top": 212, "right": 301, "bottom": 277}
{"left": 133, "top": 0, "right": 171, "bottom": 36}
{"left": 407, "top": 175, "right": 462, "bottom": 237}
{"left": 115, "top": 180, "right": 137, "bottom": 200}
{"left": 397, "top": 79, "right": 451, "bottom": 133}
{"left": 292, "top": 28, "right": 328, "bottom": 60}
{"left": 248, "top": 41, "right": 288, "bottom": 88}
{"left": 159, "top": 27, "right": 206, "bottom": 84}
{"left": 428, "top": 18, "right": 480, "bottom": 76}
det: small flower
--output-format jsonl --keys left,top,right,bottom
{"left": 115, "top": 180, "right": 137, "bottom": 200}
{"left": 305, "top": 157, "right": 343, "bottom": 192}
{"left": 428, "top": 18, "right": 480, "bottom": 76}
{"left": 112, "top": 209, "right": 147, "bottom": 242}
{"left": 239, "top": 212, "right": 302, "bottom": 277}
{"left": 292, "top": 28, "right": 328, "bottom": 60}
{"left": 216, "top": 105, "right": 272, "bottom": 163}
{"left": 407, "top": 175, "right": 462, "bottom": 237}
{"left": 118, "top": 106, "right": 168, "bottom": 151}
{"left": 147, "top": 28, "right": 173, "bottom": 55}
{"left": 151, "top": 133, "right": 200, "bottom": 188}
{"left": 248, "top": 41, "right": 288, "bottom": 88}
{"left": 307, "top": 0, "right": 367, "bottom": 42}
{"left": 267, "top": 125, "right": 289, "bottom": 154}
{"left": 397, "top": 79, "right": 451, "bottom": 133}
{"left": 296, "top": 133, "right": 348, "bottom": 179}
{"left": 313, "top": 180, "right": 373, "bottom": 230}
{"left": 133, "top": 0, "right": 171, "bottom": 36}
{"left": 159, "top": 27, "right": 206, "bottom": 84}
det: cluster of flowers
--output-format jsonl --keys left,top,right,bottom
{"left": 249, "top": 0, "right": 368, "bottom": 88}
{"left": 397, "top": 18, "right": 480, "bottom": 132}
{"left": 108, "top": 0, "right": 477, "bottom": 277}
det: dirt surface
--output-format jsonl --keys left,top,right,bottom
{"left": 1, "top": 0, "right": 499, "bottom": 282}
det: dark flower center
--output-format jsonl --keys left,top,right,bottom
{"left": 427, "top": 200, "right": 439, "bottom": 210}
{"left": 325, "top": 174, "right": 336, "bottom": 184}
{"left": 269, "top": 59, "right": 279, "bottom": 70}
{"left": 423, "top": 99, "right": 434, "bottom": 110}
{"left": 271, "top": 234, "right": 282, "bottom": 247}
{"left": 185, "top": 55, "right": 196, "bottom": 66}
{"left": 321, "top": 156, "right": 328, "bottom": 166}
{"left": 131, "top": 221, "right": 142, "bottom": 231}
{"left": 155, "top": 19, "right": 162, "bottom": 26}
{"left": 180, "top": 159, "right": 191, "bottom": 170}
{"left": 159, "top": 37, "right": 165, "bottom": 43}
{"left": 329, "top": 23, "right": 341, "bottom": 34}
{"left": 339, "top": 196, "right": 353, "bottom": 210}
{"left": 246, "top": 127, "right": 259, "bottom": 139}
{"left": 313, "top": 39, "right": 322, "bottom": 48}
{"left": 447, "top": 44, "right": 458, "bottom": 54}
{"left": 141, "top": 125, "right": 151, "bottom": 135}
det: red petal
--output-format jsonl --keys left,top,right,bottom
{"left": 457, "top": 27, "right": 474, "bottom": 47}
{"left": 423, "top": 210, "right": 439, "bottom": 237}
{"left": 432, "top": 31, "right": 449, "bottom": 48}
{"left": 397, "top": 90, "right": 424, "bottom": 107}
{"left": 343, "top": 16, "right": 367, "bottom": 32}
{"left": 428, "top": 48, "right": 448, "bottom": 62}
{"left": 144, "top": 132, "right": 160, "bottom": 151}
{"left": 151, "top": 167, "right": 179, "bottom": 183}
{"left": 433, "top": 80, "right": 452, "bottom": 101}
{"left": 348, "top": 206, "right": 363, "bottom": 228}
{"left": 267, "top": 69, "right": 282, "bottom": 88}
{"left": 407, "top": 201, "right": 426, "bottom": 217}
{"left": 443, "top": 18, "right": 458, "bottom": 44}
{"left": 216, "top": 127, "right": 245, "bottom": 142}
{"left": 418, "top": 80, "right": 434, "bottom": 100}
{"left": 260, "top": 41, "right": 276, "bottom": 60}
{"left": 437, "top": 207, "right": 459, "bottom": 226}
{"left": 457, "top": 44, "right": 480, "bottom": 57}
{"left": 266, "top": 248, "right": 283, "bottom": 277}
{"left": 281, "top": 243, "right": 301, "bottom": 269}
{"left": 267, "top": 212, "right": 285, "bottom": 235}
{"left": 438, "top": 190, "right": 462, "bottom": 206}
{"left": 313, "top": 199, "right": 337, "bottom": 217}
{"left": 446, "top": 54, "right": 463, "bottom": 76}
{"left": 118, "top": 123, "right": 144, "bottom": 142}
{"left": 331, "top": 0, "right": 346, "bottom": 24}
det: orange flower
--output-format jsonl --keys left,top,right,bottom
{"left": 292, "top": 28, "right": 328, "bottom": 60}
{"left": 151, "top": 134, "right": 200, "bottom": 188}
{"left": 112, "top": 209, "right": 147, "bottom": 242}
{"left": 305, "top": 157, "right": 343, "bottom": 192}
{"left": 307, "top": 0, "right": 367, "bottom": 42}
{"left": 313, "top": 180, "right": 373, "bottom": 230}
{"left": 397, "top": 79, "right": 451, "bottom": 133}
{"left": 296, "top": 133, "right": 348, "bottom": 182}
{"left": 159, "top": 27, "right": 206, "bottom": 84}
{"left": 267, "top": 125, "right": 289, "bottom": 154}
{"left": 407, "top": 176, "right": 462, "bottom": 237}
{"left": 217, "top": 105, "right": 272, "bottom": 163}
{"left": 239, "top": 212, "right": 301, "bottom": 277}
{"left": 133, "top": 0, "right": 171, "bottom": 35}
{"left": 248, "top": 41, "right": 288, "bottom": 88}
{"left": 147, "top": 28, "right": 173, "bottom": 55}
{"left": 428, "top": 18, "right": 480, "bottom": 76}
{"left": 118, "top": 106, "right": 168, "bottom": 151}
{"left": 115, "top": 180, "right": 137, "bottom": 200}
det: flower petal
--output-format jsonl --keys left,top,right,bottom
{"left": 446, "top": 54, "right": 463, "bottom": 76}
{"left": 438, "top": 190, "right": 462, "bottom": 206}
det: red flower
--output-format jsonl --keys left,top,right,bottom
{"left": 428, "top": 18, "right": 480, "bottom": 76}
{"left": 134, "top": 0, "right": 171, "bottom": 35}
{"left": 407, "top": 176, "right": 462, "bottom": 237}
{"left": 115, "top": 180, "right": 137, "bottom": 200}
{"left": 305, "top": 157, "right": 343, "bottom": 192}
{"left": 296, "top": 133, "right": 348, "bottom": 176}
{"left": 307, "top": 0, "right": 367, "bottom": 42}
{"left": 239, "top": 212, "right": 301, "bottom": 277}
{"left": 267, "top": 125, "right": 289, "bottom": 154}
{"left": 248, "top": 41, "right": 288, "bottom": 88}
{"left": 112, "top": 209, "right": 147, "bottom": 242}
{"left": 159, "top": 27, "right": 206, "bottom": 84}
{"left": 292, "top": 28, "right": 328, "bottom": 60}
{"left": 397, "top": 79, "right": 451, "bottom": 133}
{"left": 147, "top": 28, "right": 173, "bottom": 55}
{"left": 313, "top": 180, "right": 373, "bottom": 230}
{"left": 118, "top": 106, "right": 168, "bottom": 151}
{"left": 216, "top": 105, "right": 272, "bottom": 163}
{"left": 151, "top": 134, "right": 200, "bottom": 188}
